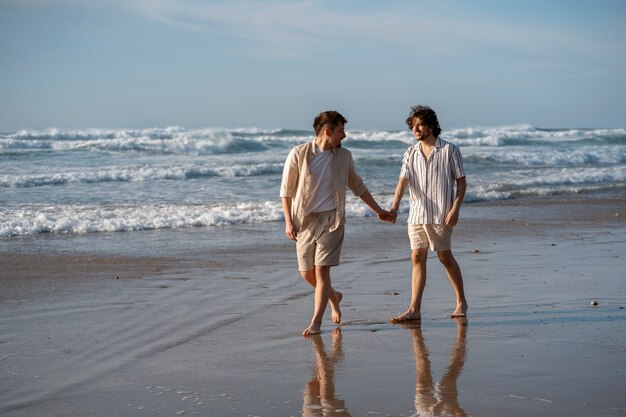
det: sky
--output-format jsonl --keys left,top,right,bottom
{"left": 1, "top": 0, "right": 625, "bottom": 131}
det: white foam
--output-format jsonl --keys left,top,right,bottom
{"left": 468, "top": 165, "right": 626, "bottom": 201}
{"left": 0, "top": 127, "right": 281, "bottom": 155}
{"left": 0, "top": 162, "right": 284, "bottom": 188}
{"left": 464, "top": 145, "right": 626, "bottom": 166}
{"left": 0, "top": 201, "right": 285, "bottom": 237}
{"left": 445, "top": 125, "right": 626, "bottom": 146}
{"left": 2, "top": 126, "right": 624, "bottom": 156}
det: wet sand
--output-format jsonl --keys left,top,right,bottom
{"left": 1, "top": 195, "right": 625, "bottom": 416}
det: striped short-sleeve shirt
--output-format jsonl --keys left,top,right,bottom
{"left": 400, "top": 138, "right": 465, "bottom": 225}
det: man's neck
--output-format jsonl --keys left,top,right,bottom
{"left": 315, "top": 136, "right": 333, "bottom": 151}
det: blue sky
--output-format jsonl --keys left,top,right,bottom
{"left": 1, "top": 0, "right": 625, "bottom": 131}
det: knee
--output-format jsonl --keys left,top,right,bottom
{"left": 315, "top": 265, "right": 331, "bottom": 281}
{"left": 411, "top": 249, "right": 428, "bottom": 264}
{"left": 301, "top": 270, "right": 315, "bottom": 281}
{"left": 437, "top": 250, "right": 455, "bottom": 267}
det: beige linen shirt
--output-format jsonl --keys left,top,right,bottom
{"left": 280, "top": 140, "right": 368, "bottom": 232}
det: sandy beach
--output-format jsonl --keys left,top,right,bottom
{"left": 1, "top": 195, "right": 625, "bottom": 417}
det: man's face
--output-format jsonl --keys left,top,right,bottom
{"left": 328, "top": 123, "right": 346, "bottom": 147}
{"left": 412, "top": 118, "right": 432, "bottom": 141}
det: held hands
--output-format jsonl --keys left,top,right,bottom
{"left": 377, "top": 209, "right": 397, "bottom": 224}
{"left": 389, "top": 206, "right": 399, "bottom": 222}
{"left": 378, "top": 205, "right": 399, "bottom": 224}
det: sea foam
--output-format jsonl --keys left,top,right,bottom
{"left": 0, "top": 162, "right": 283, "bottom": 188}
{"left": 0, "top": 201, "right": 285, "bottom": 237}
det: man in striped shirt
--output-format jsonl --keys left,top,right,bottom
{"left": 389, "top": 105, "right": 468, "bottom": 321}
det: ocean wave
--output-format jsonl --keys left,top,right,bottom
{"left": 0, "top": 162, "right": 284, "bottom": 188}
{"left": 0, "top": 198, "right": 398, "bottom": 237}
{"left": 464, "top": 145, "right": 626, "bottom": 166}
{"left": 2, "top": 126, "right": 624, "bottom": 157}
{"left": 350, "top": 125, "right": 625, "bottom": 148}
{"left": 445, "top": 125, "right": 626, "bottom": 146}
{"left": 0, "top": 202, "right": 284, "bottom": 236}
{"left": 467, "top": 165, "right": 626, "bottom": 201}
{"left": 345, "top": 125, "right": 626, "bottom": 147}
{"left": 2, "top": 124, "right": 625, "bottom": 237}
{"left": 465, "top": 184, "right": 626, "bottom": 202}
{"left": 1, "top": 127, "right": 275, "bottom": 156}
{"left": 3, "top": 166, "right": 624, "bottom": 237}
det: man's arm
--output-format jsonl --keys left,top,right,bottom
{"left": 444, "top": 176, "right": 466, "bottom": 227}
{"left": 281, "top": 197, "right": 298, "bottom": 241}
{"left": 389, "top": 177, "right": 409, "bottom": 222}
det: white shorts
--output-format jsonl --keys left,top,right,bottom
{"left": 408, "top": 224, "right": 453, "bottom": 251}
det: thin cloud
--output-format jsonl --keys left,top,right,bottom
{"left": 128, "top": 0, "right": 324, "bottom": 56}
{"left": 4, "top": 0, "right": 624, "bottom": 65}
{"left": 4, "top": 0, "right": 626, "bottom": 68}
{"left": 120, "top": 0, "right": 624, "bottom": 67}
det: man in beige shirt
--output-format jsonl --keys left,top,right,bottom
{"left": 280, "top": 110, "right": 393, "bottom": 336}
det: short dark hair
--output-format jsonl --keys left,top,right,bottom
{"left": 313, "top": 110, "right": 347, "bottom": 136}
{"left": 405, "top": 105, "right": 441, "bottom": 137}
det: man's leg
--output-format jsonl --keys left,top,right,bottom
{"left": 437, "top": 250, "right": 468, "bottom": 318}
{"left": 303, "top": 265, "right": 332, "bottom": 336}
{"left": 300, "top": 270, "right": 343, "bottom": 324}
{"left": 434, "top": 318, "right": 468, "bottom": 416}
{"left": 392, "top": 248, "right": 428, "bottom": 322}
{"left": 409, "top": 324, "right": 438, "bottom": 414}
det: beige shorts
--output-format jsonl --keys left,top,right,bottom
{"left": 408, "top": 224, "right": 453, "bottom": 251}
{"left": 296, "top": 209, "right": 344, "bottom": 271}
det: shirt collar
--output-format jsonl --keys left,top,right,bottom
{"left": 417, "top": 137, "right": 443, "bottom": 152}
{"left": 310, "top": 139, "right": 338, "bottom": 156}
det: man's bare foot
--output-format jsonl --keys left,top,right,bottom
{"left": 302, "top": 321, "right": 322, "bottom": 336}
{"left": 330, "top": 291, "right": 343, "bottom": 324}
{"left": 451, "top": 301, "right": 468, "bottom": 318}
{"left": 391, "top": 310, "right": 421, "bottom": 323}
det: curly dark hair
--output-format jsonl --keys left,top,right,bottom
{"left": 313, "top": 110, "right": 348, "bottom": 136}
{"left": 405, "top": 105, "right": 441, "bottom": 137}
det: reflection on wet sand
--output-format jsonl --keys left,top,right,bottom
{"left": 405, "top": 319, "right": 468, "bottom": 417}
{"left": 303, "top": 328, "right": 351, "bottom": 417}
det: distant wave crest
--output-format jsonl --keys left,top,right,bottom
{"left": 445, "top": 125, "right": 626, "bottom": 146}
{"left": 0, "top": 162, "right": 283, "bottom": 188}
{"left": 3, "top": 125, "right": 624, "bottom": 155}
{"left": 0, "top": 127, "right": 290, "bottom": 155}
